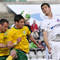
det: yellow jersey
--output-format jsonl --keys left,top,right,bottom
{"left": 0, "top": 32, "right": 9, "bottom": 56}
{"left": 6, "top": 26, "right": 31, "bottom": 53}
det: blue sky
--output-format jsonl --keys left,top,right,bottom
{"left": 31, "top": 13, "right": 43, "bottom": 21}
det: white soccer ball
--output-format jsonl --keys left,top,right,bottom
{"left": 21, "top": 11, "right": 30, "bottom": 21}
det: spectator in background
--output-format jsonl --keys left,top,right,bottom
{"left": 31, "top": 20, "right": 39, "bottom": 40}
{"left": 31, "top": 20, "right": 38, "bottom": 32}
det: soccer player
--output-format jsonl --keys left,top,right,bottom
{"left": 0, "top": 19, "right": 10, "bottom": 60}
{"left": 41, "top": 3, "right": 60, "bottom": 60}
{"left": 6, "top": 14, "right": 41, "bottom": 60}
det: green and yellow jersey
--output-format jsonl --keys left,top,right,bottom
{"left": 6, "top": 26, "right": 31, "bottom": 53}
{"left": 0, "top": 32, "right": 9, "bottom": 56}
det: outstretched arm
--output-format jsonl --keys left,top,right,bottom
{"left": 29, "top": 34, "right": 41, "bottom": 48}
{"left": 43, "top": 31, "right": 51, "bottom": 53}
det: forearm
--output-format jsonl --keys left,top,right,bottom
{"left": 30, "top": 35, "right": 40, "bottom": 47}
{"left": 43, "top": 31, "right": 50, "bottom": 49}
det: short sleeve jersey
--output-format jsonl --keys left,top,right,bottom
{"left": 6, "top": 26, "right": 31, "bottom": 53}
{"left": 41, "top": 16, "right": 60, "bottom": 41}
{"left": 0, "top": 32, "right": 9, "bottom": 56}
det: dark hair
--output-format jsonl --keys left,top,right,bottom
{"left": 14, "top": 14, "right": 24, "bottom": 22}
{"left": 41, "top": 3, "right": 50, "bottom": 9}
{"left": 0, "top": 20, "right": 2, "bottom": 24}
{"left": 0, "top": 19, "right": 9, "bottom": 24}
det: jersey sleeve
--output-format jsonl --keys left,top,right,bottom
{"left": 5, "top": 29, "right": 14, "bottom": 42}
{"left": 6, "top": 29, "right": 18, "bottom": 45}
{"left": 25, "top": 26, "right": 31, "bottom": 36}
{"left": 40, "top": 21, "right": 48, "bottom": 31}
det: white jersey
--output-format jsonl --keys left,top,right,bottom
{"left": 41, "top": 16, "right": 60, "bottom": 41}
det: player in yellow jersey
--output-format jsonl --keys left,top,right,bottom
{"left": 0, "top": 19, "right": 10, "bottom": 60}
{"left": 6, "top": 14, "right": 42, "bottom": 60}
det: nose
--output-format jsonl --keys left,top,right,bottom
{"left": 22, "top": 22, "right": 24, "bottom": 26}
{"left": 43, "top": 7, "right": 46, "bottom": 11}
{"left": 43, "top": 8, "right": 47, "bottom": 13}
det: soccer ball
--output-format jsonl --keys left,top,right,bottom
{"left": 21, "top": 11, "right": 30, "bottom": 21}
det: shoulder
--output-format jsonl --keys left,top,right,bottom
{"left": 35, "top": 24, "right": 38, "bottom": 26}
{"left": 23, "top": 26, "right": 31, "bottom": 32}
{"left": 6, "top": 27, "right": 17, "bottom": 34}
{"left": 41, "top": 20, "right": 49, "bottom": 26}
{"left": 23, "top": 26, "right": 29, "bottom": 29}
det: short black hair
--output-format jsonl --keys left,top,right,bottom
{"left": 41, "top": 3, "right": 50, "bottom": 9}
{"left": 0, "top": 20, "right": 2, "bottom": 24}
{"left": 0, "top": 19, "right": 9, "bottom": 24}
{"left": 14, "top": 14, "right": 24, "bottom": 22}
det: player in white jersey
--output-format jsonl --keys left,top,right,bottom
{"left": 41, "top": 3, "right": 60, "bottom": 60}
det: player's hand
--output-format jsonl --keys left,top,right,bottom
{"left": 7, "top": 41, "right": 14, "bottom": 48}
{"left": 37, "top": 44, "right": 43, "bottom": 48}
{"left": 10, "top": 49, "right": 17, "bottom": 58}
{"left": 48, "top": 47, "right": 51, "bottom": 54}
{"left": 39, "top": 45, "right": 45, "bottom": 50}
{"left": 17, "top": 37, "right": 21, "bottom": 43}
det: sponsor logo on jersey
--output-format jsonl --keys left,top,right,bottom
{"left": 51, "top": 24, "right": 60, "bottom": 29}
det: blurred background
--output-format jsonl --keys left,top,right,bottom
{"left": 0, "top": 0, "right": 60, "bottom": 25}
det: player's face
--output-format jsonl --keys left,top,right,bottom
{"left": 18, "top": 19, "right": 24, "bottom": 29}
{"left": 41, "top": 5, "right": 51, "bottom": 15}
{"left": 2, "top": 22, "right": 9, "bottom": 32}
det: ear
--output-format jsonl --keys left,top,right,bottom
{"left": 15, "top": 22, "right": 19, "bottom": 25}
{"left": 49, "top": 7, "right": 51, "bottom": 10}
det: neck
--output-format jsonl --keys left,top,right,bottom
{"left": 15, "top": 25, "right": 22, "bottom": 29}
{"left": 2, "top": 30, "right": 6, "bottom": 33}
{"left": 15, "top": 25, "right": 19, "bottom": 29}
{"left": 46, "top": 12, "right": 53, "bottom": 19}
